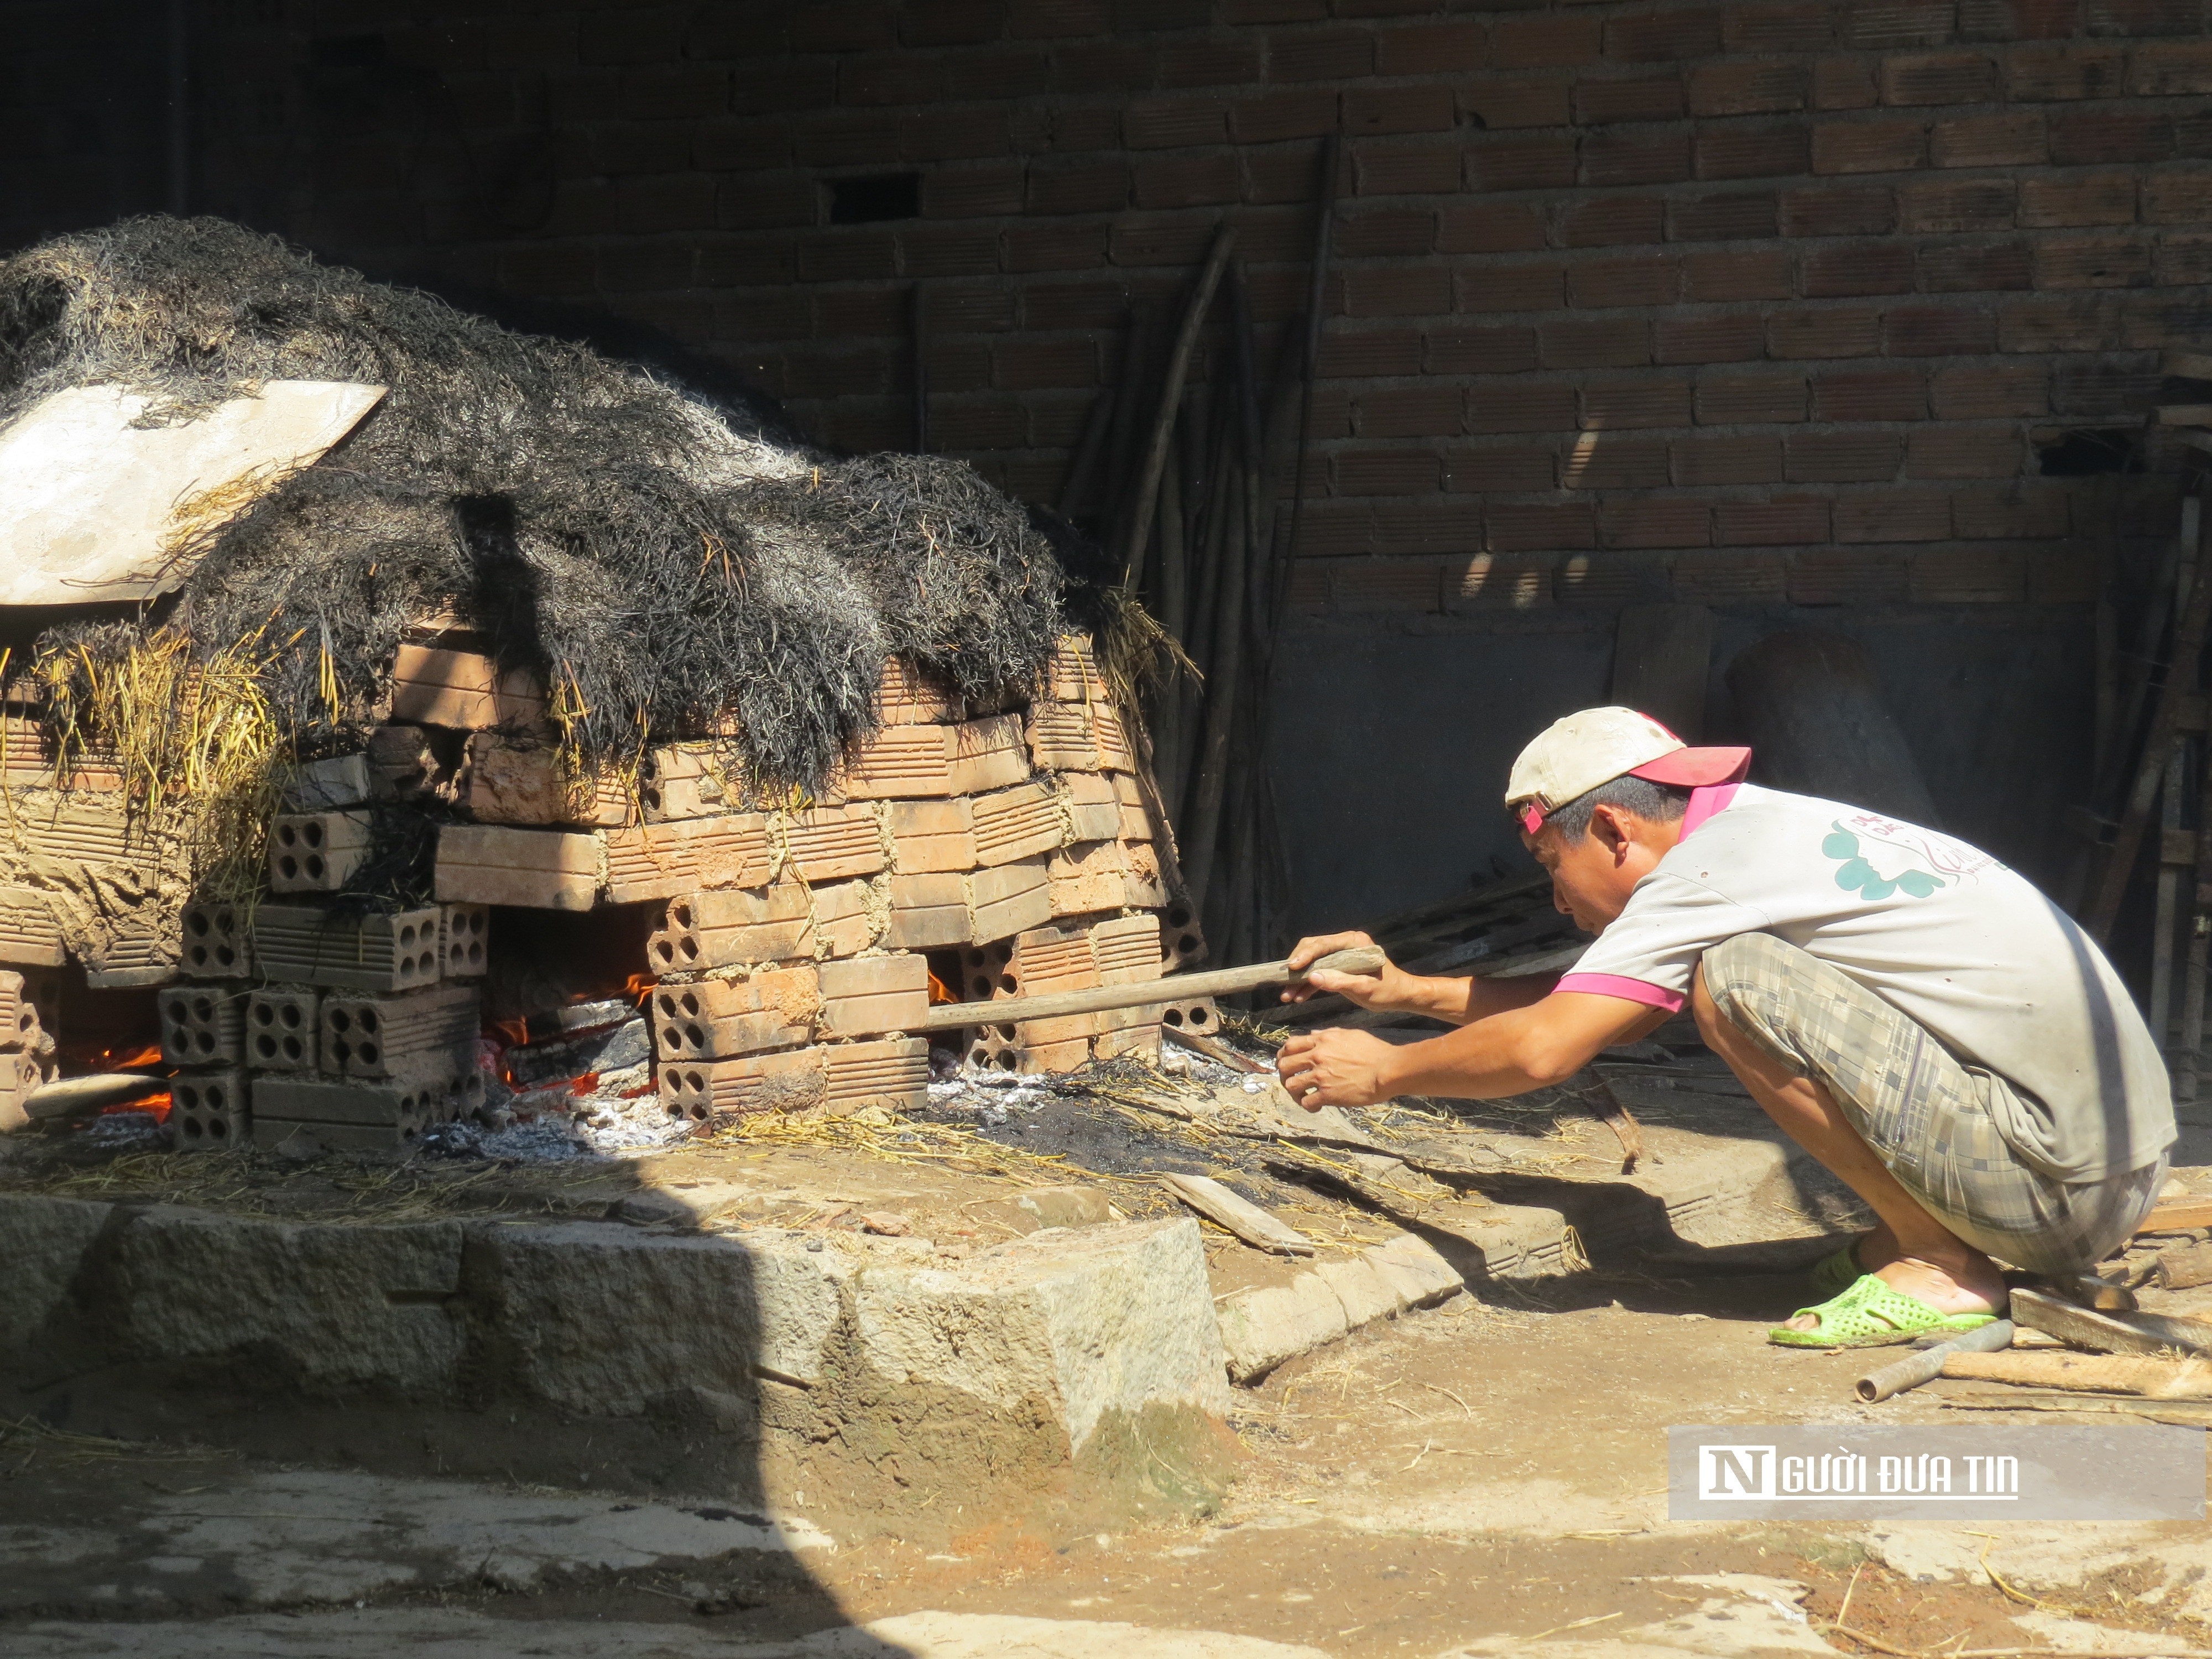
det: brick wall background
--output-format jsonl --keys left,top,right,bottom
{"left": 9, "top": 0, "right": 2211, "bottom": 922}
{"left": 3, "top": 2, "right": 173, "bottom": 246}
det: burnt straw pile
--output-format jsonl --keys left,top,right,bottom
{"left": 0, "top": 216, "right": 1202, "bottom": 1152}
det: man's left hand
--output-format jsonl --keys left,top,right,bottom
{"left": 1277, "top": 1027, "right": 1397, "bottom": 1110}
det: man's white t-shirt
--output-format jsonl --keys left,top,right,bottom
{"left": 1556, "top": 782, "right": 2173, "bottom": 1183}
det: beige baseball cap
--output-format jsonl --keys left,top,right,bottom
{"left": 1506, "top": 707, "right": 1750, "bottom": 834}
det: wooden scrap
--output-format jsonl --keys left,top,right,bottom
{"left": 1942, "top": 1349, "right": 2212, "bottom": 1399}
{"left": 2008, "top": 1284, "right": 2212, "bottom": 1357}
{"left": 2157, "top": 1239, "right": 2212, "bottom": 1291}
{"left": 1162, "top": 1021, "right": 1262, "bottom": 1073}
{"left": 2138, "top": 1196, "right": 2212, "bottom": 1232}
{"left": 2031, "top": 1270, "right": 2137, "bottom": 1311}
{"left": 1155, "top": 1171, "right": 1315, "bottom": 1256}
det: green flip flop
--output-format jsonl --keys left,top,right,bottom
{"left": 1769, "top": 1272, "right": 2003, "bottom": 1349}
{"left": 1808, "top": 1239, "right": 1865, "bottom": 1298}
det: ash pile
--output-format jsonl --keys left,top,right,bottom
{"left": 0, "top": 216, "right": 1203, "bottom": 1157}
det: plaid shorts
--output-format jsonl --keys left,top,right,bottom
{"left": 1701, "top": 931, "right": 2166, "bottom": 1275}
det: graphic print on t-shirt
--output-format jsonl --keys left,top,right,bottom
{"left": 1821, "top": 810, "right": 2000, "bottom": 902}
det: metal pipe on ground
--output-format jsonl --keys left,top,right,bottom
{"left": 1854, "top": 1319, "right": 2016, "bottom": 1403}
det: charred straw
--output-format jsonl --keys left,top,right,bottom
{"left": 0, "top": 216, "right": 1131, "bottom": 794}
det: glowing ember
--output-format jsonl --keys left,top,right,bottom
{"left": 104, "top": 1090, "right": 171, "bottom": 1122}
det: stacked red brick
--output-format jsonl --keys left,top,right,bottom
{"left": 429, "top": 635, "right": 1182, "bottom": 1123}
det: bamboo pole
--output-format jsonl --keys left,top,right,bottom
{"left": 2091, "top": 497, "right": 2212, "bottom": 941}
{"left": 1121, "top": 222, "right": 1238, "bottom": 592}
{"left": 1100, "top": 304, "right": 1157, "bottom": 553}
{"left": 1151, "top": 444, "right": 1190, "bottom": 809}
{"left": 917, "top": 945, "right": 1384, "bottom": 1032}
{"left": 1055, "top": 383, "right": 1117, "bottom": 519}
{"left": 1167, "top": 450, "right": 1237, "bottom": 830}
{"left": 1182, "top": 474, "right": 1248, "bottom": 911}
{"left": 1180, "top": 380, "right": 1211, "bottom": 562}
{"left": 1282, "top": 133, "right": 1342, "bottom": 583}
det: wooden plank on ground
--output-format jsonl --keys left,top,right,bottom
{"left": 1156, "top": 1171, "right": 1316, "bottom": 1255}
{"left": 2009, "top": 1285, "right": 2212, "bottom": 1356}
{"left": 1943, "top": 1350, "right": 2212, "bottom": 1398}
{"left": 2140, "top": 1196, "right": 2212, "bottom": 1232}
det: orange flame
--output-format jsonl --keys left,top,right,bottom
{"left": 625, "top": 973, "right": 655, "bottom": 1003}
{"left": 927, "top": 969, "right": 957, "bottom": 1005}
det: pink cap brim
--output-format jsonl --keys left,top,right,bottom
{"left": 1516, "top": 745, "right": 1751, "bottom": 834}
{"left": 1629, "top": 746, "right": 1751, "bottom": 788}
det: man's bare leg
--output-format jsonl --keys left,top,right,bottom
{"left": 1690, "top": 967, "right": 2006, "bottom": 1329}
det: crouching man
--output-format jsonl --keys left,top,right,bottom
{"left": 1277, "top": 707, "right": 2174, "bottom": 1347}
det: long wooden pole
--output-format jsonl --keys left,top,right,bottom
{"left": 1281, "top": 134, "right": 1342, "bottom": 576}
{"left": 917, "top": 945, "right": 1383, "bottom": 1032}
{"left": 1100, "top": 304, "right": 1158, "bottom": 554}
{"left": 1182, "top": 476, "right": 1248, "bottom": 910}
{"left": 2091, "top": 497, "right": 2212, "bottom": 941}
{"left": 1055, "top": 384, "right": 1116, "bottom": 519}
{"left": 1121, "top": 222, "right": 1238, "bottom": 591}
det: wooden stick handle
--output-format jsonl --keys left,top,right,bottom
{"left": 916, "top": 945, "right": 1384, "bottom": 1034}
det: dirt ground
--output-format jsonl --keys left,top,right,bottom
{"left": 9, "top": 1262, "right": 2211, "bottom": 1657}
{"left": 8, "top": 1043, "right": 2211, "bottom": 1656}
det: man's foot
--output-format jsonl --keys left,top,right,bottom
{"left": 1780, "top": 1250, "right": 2004, "bottom": 1333}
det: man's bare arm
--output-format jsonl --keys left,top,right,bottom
{"left": 1277, "top": 992, "right": 1670, "bottom": 1109}
{"left": 1282, "top": 932, "right": 1564, "bottom": 1026}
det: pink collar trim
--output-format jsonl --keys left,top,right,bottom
{"left": 1680, "top": 781, "right": 1740, "bottom": 838}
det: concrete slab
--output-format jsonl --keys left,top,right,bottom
{"left": 3, "top": 1608, "right": 1338, "bottom": 1658}
{"left": 0, "top": 1467, "right": 831, "bottom": 1611}
{"left": 0, "top": 1196, "right": 1237, "bottom": 1533}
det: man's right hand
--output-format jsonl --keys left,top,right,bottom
{"left": 1282, "top": 930, "right": 1410, "bottom": 1011}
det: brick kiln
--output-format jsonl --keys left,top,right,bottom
{"left": 0, "top": 628, "right": 1208, "bottom": 1150}
{"left": 0, "top": 218, "right": 1211, "bottom": 1152}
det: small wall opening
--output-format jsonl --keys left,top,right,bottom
{"left": 827, "top": 173, "right": 921, "bottom": 225}
{"left": 2036, "top": 427, "right": 2143, "bottom": 477}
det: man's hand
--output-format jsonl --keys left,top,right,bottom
{"left": 1281, "top": 930, "right": 1412, "bottom": 1010}
{"left": 1277, "top": 1026, "right": 1399, "bottom": 1110}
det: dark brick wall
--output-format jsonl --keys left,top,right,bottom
{"left": 7, "top": 1, "right": 2206, "bottom": 913}
{"left": 2, "top": 1, "right": 174, "bottom": 251}
{"left": 12, "top": 3, "right": 2209, "bottom": 624}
